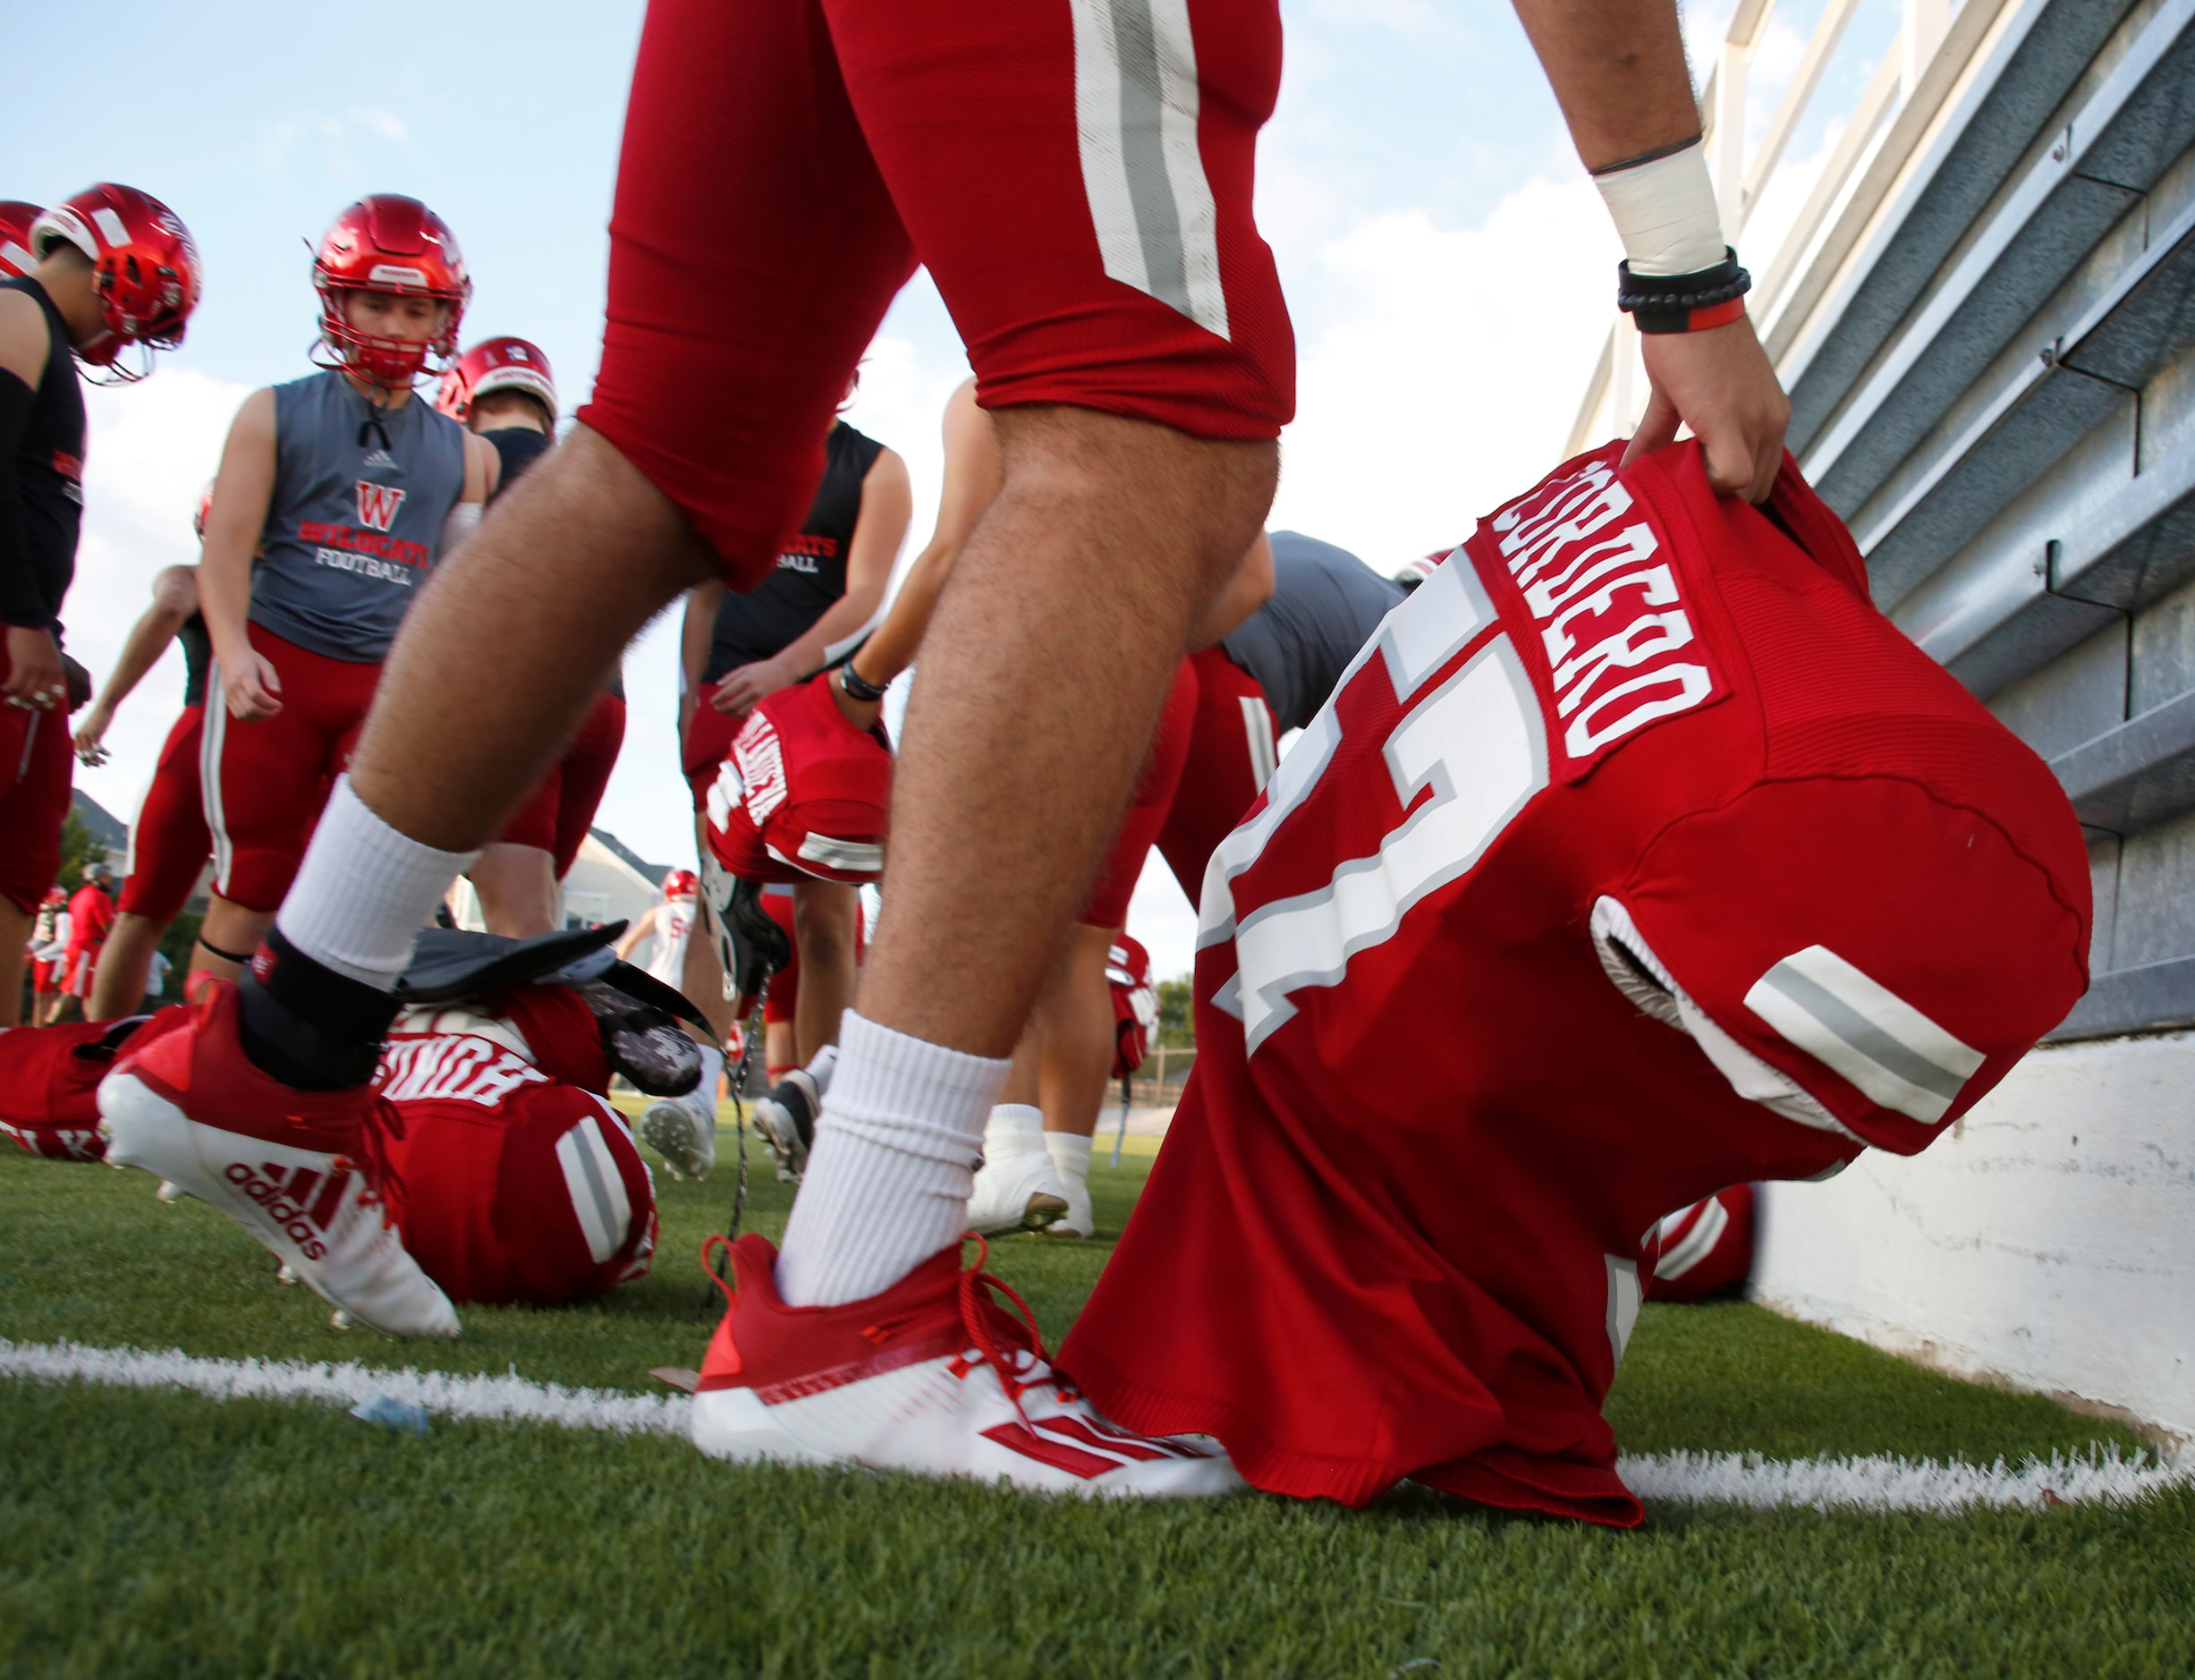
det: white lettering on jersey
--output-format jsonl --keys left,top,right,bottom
{"left": 354, "top": 481, "right": 408, "bottom": 533}
{"left": 730, "top": 712, "right": 788, "bottom": 823}
{"left": 1210, "top": 635, "right": 1548, "bottom": 1056}
{"left": 1495, "top": 457, "right": 1716, "bottom": 763}
{"left": 378, "top": 1033, "right": 550, "bottom": 1107}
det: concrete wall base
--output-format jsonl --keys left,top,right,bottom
{"left": 1752, "top": 1031, "right": 2195, "bottom": 1458}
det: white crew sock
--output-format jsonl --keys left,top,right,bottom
{"left": 1044, "top": 1129, "right": 1093, "bottom": 1193}
{"left": 275, "top": 776, "right": 480, "bottom": 988}
{"left": 985, "top": 1103, "right": 1047, "bottom": 1159}
{"left": 775, "top": 1011, "right": 1007, "bottom": 1308}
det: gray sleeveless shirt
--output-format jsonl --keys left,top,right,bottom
{"left": 250, "top": 370, "right": 468, "bottom": 663}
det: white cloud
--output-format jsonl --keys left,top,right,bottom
{"left": 1269, "top": 173, "right": 1619, "bottom": 571}
{"left": 70, "top": 370, "right": 251, "bottom": 829}
{"left": 348, "top": 106, "right": 411, "bottom": 145}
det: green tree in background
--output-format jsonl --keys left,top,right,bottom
{"left": 53, "top": 810, "right": 102, "bottom": 895}
{"left": 1157, "top": 975, "right": 1194, "bottom": 1047}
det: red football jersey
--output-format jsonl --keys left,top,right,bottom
{"left": 0, "top": 1015, "right": 174, "bottom": 1162}
{"left": 377, "top": 986, "right": 657, "bottom": 1307}
{"left": 1061, "top": 440, "right": 2089, "bottom": 1526}
{"left": 703, "top": 673, "right": 891, "bottom": 887}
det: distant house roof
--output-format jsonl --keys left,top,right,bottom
{"left": 71, "top": 790, "right": 128, "bottom": 852}
{"left": 588, "top": 826, "right": 669, "bottom": 887}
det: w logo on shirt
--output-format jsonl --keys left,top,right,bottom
{"left": 355, "top": 480, "right": 408, "bottom": 532}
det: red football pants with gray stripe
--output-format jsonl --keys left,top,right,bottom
{"left": 579, "top": 0, "right": 1295, "bottom": 586}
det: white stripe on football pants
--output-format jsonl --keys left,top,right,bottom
{"left": 555, "top": 1106, "right": 633, "bottom": 1265}
{"left": 1067, "top": 0, "right": 1231, "bottom": 339}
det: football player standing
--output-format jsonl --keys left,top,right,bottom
{"left": 437, "top": 338, "right": 628, "bottom": 937}
{"left": 0, "top": 186, "right": 199, "bottom": 1025}
{"left": 187, "top": 195, "right": 495, "bottom": 982}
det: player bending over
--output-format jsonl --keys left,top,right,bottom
{"left": 103, "top": 0, "right": 1793, "bottom": 1496}
{"left": 0, "top": 186, "right": 199, "bottom": 1024}
{"left": 1050, "top": 440, "right": 2090, "bottom": 1523}
{"left": 189, "top": 194, "right": 494, "bottom": 980}
{"left": 438, "top": 339, "right": 628, "bottom": 937}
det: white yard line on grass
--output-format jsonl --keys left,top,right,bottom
{"left": 4, "top": 1336, "right": 2189, "bottom": 1512}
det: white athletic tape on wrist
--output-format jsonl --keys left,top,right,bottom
{"left": 1594, "top": 142, "right": 1726, "bottom": 277}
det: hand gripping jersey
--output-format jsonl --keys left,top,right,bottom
{"left": 1107, "top": 934, "right": 1158, "bottom": 1078}
{"left": 1059, "top": 441, "right": 2090, "bottom": 1527}
{"left": 703, "top": 673, "right": 891, "bottom": 887}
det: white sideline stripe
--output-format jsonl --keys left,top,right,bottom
{"left": 4, "top": 1339, "right": 2188, "bottom": 1512}
{"left": 0, "top": 1338, "right": 689, "bottom": 1438}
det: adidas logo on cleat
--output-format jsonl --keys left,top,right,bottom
{"left": 224, "top": 1160, "right": 352, "bottom": 1260}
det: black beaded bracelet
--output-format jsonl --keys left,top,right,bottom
{"left": 1616, "top": 248, "right": 1752, "bottom": 335}
{"left": 836, "top": 662, "right": 889, "bottom": 702}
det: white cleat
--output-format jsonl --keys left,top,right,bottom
{"left": 691, "top": 1235, "right": 1245, "bottom": 1499}
{"left": 155, "top": 1179, "right": 184, "bottom": 1206}
{"left": 967, "top": 1106, "right": 1070, "bottom": 1236}
{"left": 1043, "top": 1175, "right": 1094, "bottom": 1241}
{"left": 97, "top": 982, "right": 459, "bottom": 1340}
{"left": 750, "top": 1054, "right": 830, "bottom": 1184}
{"left": 640, "top": 1044, "right": 722, "bottom": 1182}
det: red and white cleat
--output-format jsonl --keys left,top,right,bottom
{"left": 691, "top": 1234, "right": 1243, "bottom": 1498}
{"left": 98, "top": 980, "right": 459, "bottom": 1339}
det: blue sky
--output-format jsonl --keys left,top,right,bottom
{"left": 6, "top": 0, "right": 1889, "bottom": 980}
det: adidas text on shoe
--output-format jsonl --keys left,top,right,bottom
{"left": 98, "top": 979, "right": 458, "bottom": 1338}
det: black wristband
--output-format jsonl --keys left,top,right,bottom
{"left": 1616, "top": 249, "right": 1752, "bottom": 335}
{"left": 836, "top": 662, "right": 888, "bottom": 703}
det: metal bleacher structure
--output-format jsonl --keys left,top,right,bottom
{"left": 1568, "top": 0, "right": 2195, "bottom": 1043}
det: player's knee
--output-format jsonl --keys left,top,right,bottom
{"left": 791, "top": 887, "right": 858, "bottom": 969}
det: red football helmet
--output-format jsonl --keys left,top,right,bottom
{"left": 311, "top": 195, "right": 470, "bottom": 391}
{"left": 192, "top": 479, "right": 214, "bottom": 540}
{"left": 436, "top": 335, "right": 557, "bottom": 426}
{"left": 0, "top": 203, "right": 41, "bottom": 279}
{"left": 662, "top": 869, "right": 699, "bottom": 903}
{"left": 30, "top": 185, "right": 201, "bottom": 382}
{"left": 1107, "top": 935, "right": 1158, "bottom": 1079}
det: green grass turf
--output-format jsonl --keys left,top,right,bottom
{"left": 4, "top": 1116, "right": 2190, "bottom": 1676}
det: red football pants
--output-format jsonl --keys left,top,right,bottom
{"left": 119, "top": 705, "right": 211, "bottom": 922}
{"left": 1081, "top": 657, "right": 1199, "bottom": 929}
{"left": 203, "top": 624, "right": 365, "bottom": 911}
{"left": 0, "top": 649, "right": 73, "bottom": 916}
{"left": 1156, "top": 645, "right": 1275, "bottom": 904}
{"left": 577, "top": 0, "right": 1293, "bottom": 586}
{"left": 496, "top": 691, "right": 627, "bottom": 878}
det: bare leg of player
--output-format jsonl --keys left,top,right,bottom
{"left": 1033, "top": 921, "right": 1117, "bottom": 1237}
{"left": 788, "top": 878, "right": 856, "bottom": 1065}
{"left": 682, "top": 818, "right": 743, "bottom": 1054}
{"left": 191, "top": 895, "right": 273, "bottom": 982}
{"left": 775, "top": 407, "right": 1273, "bottom": 1306}
{"left": 468, "top": 843, "right": 561, "bottom": 938}
{"left": 353, "top": 434, "right": 715, "bottom": 853}
{"left": 88, "top": 912, "right": 166, "bottom": 1020}
{"left": 0, "top": 902, "right": 29, "bottom": 1028}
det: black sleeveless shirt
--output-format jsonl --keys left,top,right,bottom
{"left": 0, "top": 276, "right": 88, "bottom": 637}
{"left": 179, "top": 610, "right": 212, "bottom": 708}
{"left": 486, "top": 426, "right": 551, "bottom": 491}
{"left": 706, "top": 421, "right": 886, "bottom": 681}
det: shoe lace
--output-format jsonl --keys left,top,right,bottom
{"left": 335, "top": 1096, "right": 408, "bottom": 1227}
{"left": 941, "top": 1235, "right": 1077, "bottom": 1428}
